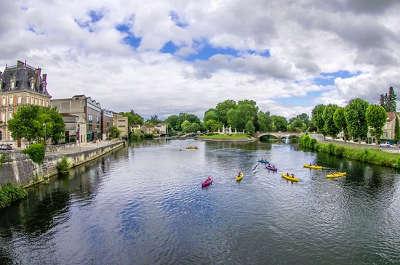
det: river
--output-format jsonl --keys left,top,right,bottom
{"left": 1, "top": 140, "right": 400, "bottom": 265}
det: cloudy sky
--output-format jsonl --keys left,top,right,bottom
{"left": 1, "top": 0, "right": 399, "bottom": 118}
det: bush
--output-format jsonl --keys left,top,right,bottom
{"left": 129, "top": 132, "right": 144, "bottom": 142}
{"left": 23, "top": 143, "right": 45, "bottom": 164}
{"left": 56, "top": 156, "right": 72, "bottom": 174}
{"left": 0, "top": 183, "right": 28, "bottom": 209}
{"left": 109, "top": 126, "right": 120, "bottom": 139}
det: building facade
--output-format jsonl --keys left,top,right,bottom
{"left": 101, "top": 109, "right": 113, "bottom": 140}
{"left": 51, "top": 95, "right": 102, "bottom": 143}
{"left": 112, "top": 113, "right": 128, "bottom": 138}
{"left": 0, "top": 61, "right": 51, "bottom": 143}
{"left": 381, "top": 112, "right": 398, "bottom": 141}
{"left": 131, "top": 123, "right": 167, "bottom": 136}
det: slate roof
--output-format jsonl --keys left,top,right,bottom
{"left": 0, "top": 60, "right": 50, "bottom": 96}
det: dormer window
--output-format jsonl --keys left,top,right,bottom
{"left": 30, "top": 79, "right": 35, "bottom": 89}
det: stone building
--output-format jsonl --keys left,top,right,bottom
{"left": 61, "top": 113, "right": 86, "bottom": 143}
{"left": 381, "top": 112, "right": 398, "bottom": 141}
{"left": 101, "top": 109, "right": 113, "bottom": 140}
{"left": 51, "top": 95, "right": 102, "bottom": 143}
{"left": 112, "top": 113, "right": 128, "bottom": 138}
{"left": 0, "top": 60, "right": 51, "bottom": 144}
{"left": 132, "top": 123, "right": 167, "bottom": 136}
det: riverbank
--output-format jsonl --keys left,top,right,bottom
{"left": 199, "top": 133, "right": 255, "bottom": 142}
{"left": 300, "top": 134, "right": 400, "bottom": 168}
{"left": 0, "top": 140, "right": 125, "bottom": 187}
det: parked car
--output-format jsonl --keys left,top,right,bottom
{"left": 0, "top": 144, "right": 13, "bottom": 150}
{"left": 379, "top": 143, "right": 392, "bottom": 148}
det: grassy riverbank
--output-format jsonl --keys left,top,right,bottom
{"left": 0, "top": 183, "right": 28, "bottom": 209}
{"left": 299, "top": 134, "right": 400, "bottom": 168}
{"left": 199, "top": 133, "right": 253, "bottom": 141}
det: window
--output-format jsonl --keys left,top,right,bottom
{"left": 1, "top": 97, "right": 5, "bottom": 106}
{"left": 0, "top": 130, "right": 2, "bottom": 141}
{"left": 17, "top": 96, "right": 22, "bottom": 104}
{"left": 8, "top": 112, "right": 12, "bottom": 119}
{"left": 0, "top": 113, "right": 4, "bottom": 122}
{"left": 9, "top": 96, "right": 13, "bottom": 105}
{"left": 88, "top": 114, "right": 93, "bottom": 121}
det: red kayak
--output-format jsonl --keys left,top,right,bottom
{"left": 202, "top": 176, "right": 213, "bottom": 188}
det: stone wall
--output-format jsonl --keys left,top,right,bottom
{"left": 0, "top": 141, "right": 125, "bottom": 187}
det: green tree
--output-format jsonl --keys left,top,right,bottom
{"left": 165, "top": 115, "right": 180, "bottom": 132}
{"left": 181, "top": 120, "right": 192, "bottom": 133}
{"left": 23, "top": 143, "right": 45, "bottom": 164}
{"left": 323, "top": 104, "right": 340, "bottom": 137}
{"left": 257, "top": 111, "right": 272, "bottom": 132}
{"left": 215, "top": 100, "right": 237, "bottom": 125}
{"left": 288, "top": 118, "right": 306, "bottom": 132}
{"left": 271, "top": 115, "right": 288, "bottom": 131}
{"left": 109, "top": 126, "right": 120, "bottom": 139}
{"left": 395, "top": 115, "right": 400, "bottom": 143}
{"left": 345, "top": 98, "right": 369, "bottom": 141}
{"left": 311, "top": 104, "right": 326, "bottom": 134}
{"left": 204, "top": 109, "right": 219, "bottom": 122}
{"left": 122, "top": 110, "right": 144, "bottom": 126}
{"left": 8, "top": 105, "right": 65, "bottom": 144}
{"left": 146, "top": 115, "right": 162, "bottom": 125}
{"left": 227, "top": 108, "right": 241, "bottom": 130}
{"left": 188, "top": 122, "right": 201, "bottom": 133}
{"left": 366, "top": 104, "right": 387, "bottom": 143}
{"left": 204, "top": 119, "right": 222, "bottom": 132}
{"left": 245, "top": 120, "right": 255, "bottom": 134}
{"left": 333, "top": 107, "right": 348, "bottom": 140}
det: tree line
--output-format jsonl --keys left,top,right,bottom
{"left": 311, "top": 98, "right": 391, "bottom": 143}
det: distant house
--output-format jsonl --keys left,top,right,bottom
{"left": 112, "top": 113, "right": 128, "bottom": 138}
{"left": 381, "top": 112, "right": 398, "bottom": 141}
{"left": 132, "top": 123, "right": 167, "bottom": 136}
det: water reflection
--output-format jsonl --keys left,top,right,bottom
{"left": 0, "top": 141, "right": 399, "bottom": 265}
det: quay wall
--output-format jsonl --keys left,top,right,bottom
{"left": 0, "top": 141, "right": 125, "bottom": 187}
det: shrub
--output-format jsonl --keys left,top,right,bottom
{"left": 23, "top": 143, "right": 45, "bottom": 164}
{"left": 0, "top": 183, "right": 28, "bottom": 209}
{"left": 109, "top": 126, "right": 120, "bottom": 139}
{"left": 129, "top": 132, "right": 144, "bottom": 142}
{"left": 56, "top": 156, "right": 72, "bottom": 174}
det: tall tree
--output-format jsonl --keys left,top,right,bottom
{"left": 245, "top": 120, "right": 255, "bottom": 134}
{"left": 311, "top": 104, "right": 326, "bottom": 135}
{"left": 122, "top": 110, "right": 144, "bottom": 126}
{"left": 204, "top": 108, "right": 219, "bottom": 122}
{"left": 257, "top": 111, "right": 272, "bottom": 132}
{"left": 395, "top": 115, "right": 400, "bottom": 143}
{"left": 388, "top": 86, "right": 397, "bottom": 112}
{"left": 333, "top": 107, "right": 348, "bottom": 140}
{"left": 271, "top": 115, "right": 288, "bottom": 131}
{"left": 323, "top": 104, "right": 340, "bottom": 137}
{"left": 345, "top": 98, "right": 369, "bottom": 141}
{"left": 215, "top": 100, "right": 237, "bottom": 125}
{"left": 366, "top": 105, "right": 387, "bottom": 143}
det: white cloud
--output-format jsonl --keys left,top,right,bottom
{"left": 0, "top": 0, "right": 399, "bottom": 119}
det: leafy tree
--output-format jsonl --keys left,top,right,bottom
{"left": 323, "top": 104, "right": 340, "bottom": 137}
{"left": 204, "top": 109, "right": 219, "bottom": 122}
{"left": 296, "top": 113, "right": 310, "bottom": 128}
{"left": 8, "top": 105, "right": 65, "bottom": 144}
{"left": 188, "top": 122, "right": 201, "bottom": 133}
{"left": 109, "top": 126, "right": 120, "bottom": 139}
{"left": 165, "top": 115, "right": 180, "bottom": 131}
{"left": 366, "top": 104, "right": 387, "bottom": 143}
{"left": 257, "top": 111, "right": 272, "bottom": 132}
{"left": 271, "top": 115, "right": 288, "bottom": 131}
{"left": 181, "top": 120, "right": 192, "bottom": 133}
{"left": 395, "top": 115, "right": 400, "bottom": 143}
{"left": 23, "top": 143, "right": 45, "bottom": 164}
{"left": 288, "top": 118, "right": 306, "bottom": 132}
{"left": 227, "top": 108, "right": 241, "bottom": 130}
{"left": 146, "top": 115, "right": 162, "bottom": 125}
{"left": 345, "top": 98, "right": 369, "bottom": 141}
{"left": 245, "top": 120, "right": 255, "bottom": 134}
{"left": 333, "top": 107, "right": 348, "bottom": 140}
{"left": 204, "top": 119, "right": 222, "bottom": 132}
{"left": 215, "top": 100, "right": 237, "bottom": 125}
{"left": 122, "top": 110, "right": 144, "bottom": 126}
{"left": 311, "top": 104, "right": 326, "bottom": 134}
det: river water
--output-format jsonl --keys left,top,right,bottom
{"left": 1, "top": 140, "right": 400, "bottom": 265}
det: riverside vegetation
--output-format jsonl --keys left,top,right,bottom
{"left": 0, "top": 183, "right": 28, "bottom": 209}
{"left": 299, "top": 134, "right": 400, "bottom": 168}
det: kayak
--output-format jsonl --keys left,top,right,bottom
{"left": 303, "top": 164, "right": 323, "bottom": 170}
{"left": 236, "top": 172, "right": 244, "bottom": 182}
{"left": 281, "top": 173, "right": 300, "bottom": 182}
{"left": 326, "top": 172, "right": 347, "bottom": 178}
{"left": 202, "top": 176, "right": 213, "bottom": 187}
{"left": 266, "top": 164, "right": 277, "bottom": 172}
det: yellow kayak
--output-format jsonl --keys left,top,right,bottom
{"left": 281, "top": 173, "right": 300, "bottom": 182}
{"left": 236, "top": 172, "right": 244, "bottom": 182}
{"left": 326, "top": 172, "right": 347, "bottom": 178}
{"left": 303, "top": 164, "right": 323, "bottom": 170}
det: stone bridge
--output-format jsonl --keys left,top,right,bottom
{"left": 255, "top": 132, "right": 301, "bottom": 139}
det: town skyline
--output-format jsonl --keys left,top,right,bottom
{"left": 1, "top": 0, "right": 400, "bottom": 118}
